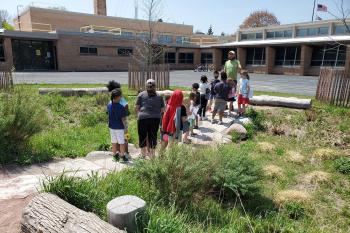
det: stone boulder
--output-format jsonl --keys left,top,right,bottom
{"left": 223, "top": 123, "right": 247, "bottom": 140}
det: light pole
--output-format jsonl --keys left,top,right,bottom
{"left": 17, "top": 5, "right": 23, "bottom": 31}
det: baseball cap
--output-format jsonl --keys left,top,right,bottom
{"left": 146, "top": 79, "right": 155, "bottom": 85}
{"left": 228, "top": 50, "right": 236, "bottom": 54}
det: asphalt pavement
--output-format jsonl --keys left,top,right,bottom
{"left": 13, "top": 70, "right": 319, "bottom": 96}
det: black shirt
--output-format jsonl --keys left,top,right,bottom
{"left": 194, "top": 91, "right": 200, "bottom": 106}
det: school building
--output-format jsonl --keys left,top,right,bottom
{"left": 0, "top": 0, "right": 349, "bottom": 76}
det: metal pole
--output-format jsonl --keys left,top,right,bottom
{"left": 17, "top": 5, "right": 23, "bottom": 31}
{"left": 312, "top": 0, "right": 316, "bottom": 22}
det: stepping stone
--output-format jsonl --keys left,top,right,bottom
{"left": 0, "top": 174, "right": 45, "bottom": 200}
{"left": 107, "top": 195, "right": 146, "bottom": 233}
{"left": 48, "top": 158, "right": 102, "bottom": 174}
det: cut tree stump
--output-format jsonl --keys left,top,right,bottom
{"left": 39, "top": 87, "right": 109, "bottom": 96}
{"left": 250, "top": 95, "right": 312, "bottom": 109}
{"left": 21, "top": 193, "right": 125, "bottom": 233}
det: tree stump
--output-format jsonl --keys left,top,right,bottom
{"left": 21, "top": 193, "right": 125, "bottom": 233}
{"left": 107, "top": 195, "right": 146, "bottom": 233}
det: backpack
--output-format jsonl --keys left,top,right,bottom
{"left": 210, "top": 79, "right": 220, "bottom": 95}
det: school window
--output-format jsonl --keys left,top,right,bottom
{"left": 246, "top": 48, "right": 265, "bottom": 66}
{"left": 0, "top": 40, "right": 5, "bottom": 62}
{"left": 158, "top": 35, "right": 173, "bottom": 44}
{"left": 164, "top": 52, "right": 176, "bottom": 64}
{"left": 136, "top": 32, "right": 150, "bottom": 41}
{"left": 274, "top": 46, "right": 301, "bottom": 66}
{"left": 266, "top": 30, "right": 292, "bottom": 39}
{"left": 117, "top": 48, "right": 133, "bottom": 56}
{"left": 176, "top": 36, "right": 183, "bottom": 44}
{"left": 334, "top": 25, "right": 349, "bottom": 35}
{"left": 241, "top": 32, "right": 263, "bottom": 41}
{"left": 311, "top": 45, "right": 346, "bottom": 67}
{"left": 121, "top": 31, "right": 134, "bottom": 39}
{"left": 296, "top": 27, "right": 330, "bottom": 37}
{"left": 200, "top": 53, "right": 213, "bottom": 64}
{"left": 80, "top": 47, "right": 97, "bottom": 55}
{"left": 178, "top": 53, "right": 194, "bottom": 64}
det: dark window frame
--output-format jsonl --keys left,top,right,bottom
{"left": 178, "top": 52, "right": 194, "bottom": 64}
{"left": 311, "top": 45, "right": 346, "bottom": 67}
{"left": 274, "top": 46, "right": 301, "bottom": 66}
{"left": 164, "top": 52, "right": 176, "bottom": 64}
{"left": 117, "top": 48, "right": 133, "bottom": 56}
{"left": 0, "top": 40, "right": 5, "bottom": 62}
{"left": 200, "top": 52, "right": 213, "bottom": 64}
{"left": 80, "top": 46, "right": 98, "bottom": 55}
{"left": 246, "top": 47, "right": 266, "bottom": 66}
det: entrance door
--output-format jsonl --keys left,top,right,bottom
{"left": 12, "top": 39, "right": 56, "bottom": 71}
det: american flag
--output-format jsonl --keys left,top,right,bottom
{"left": 317, "top": 4, "right": 328, "bottom": 12}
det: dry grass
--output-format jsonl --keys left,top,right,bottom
{"left": 258, "top": 142, "right": 275, "bottom": 153}
{"left": 303, "top": 171, "right": 331, "bottom": 185}
{"left": 312, "top": 148, "right": 340, "bottom": 160}
{"left": 287, "top": 151, "right": 305, "bottom": 164}
{"left": 263, "top": 165, "right": 283, "bottom": 178}
{"left": 275, "top": 190, "right": 311, "bottom": 205}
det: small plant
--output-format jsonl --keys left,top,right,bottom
{"left": 246, "top": 107, "right": 265, "bottom": 131}
{"left": 80, "top": 112, "right": 106, "bottom": 127}
{"left": 95, "top": 93, "right": 110, "bottom": 106}
{"left": 275, "top": 147, "right": 285, "bottom": 156}
{"left": 333, "top": 157, "right": 350, "bottom": 174}
{"left": 282, "top": 202, "right": 306, "bottom": 220}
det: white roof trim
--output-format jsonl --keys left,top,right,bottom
{"left": 217, "top": 35, "right": 350, "bottom": 47}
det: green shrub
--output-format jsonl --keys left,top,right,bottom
{"left": 44, "top": 94, "right": 68, "bottom": 114}
{"left": 133, "top": 145, "right": 215, "bottom": 207}
{"left": 333, "top": 157, "right": 350, "bottom": 174}
{"left": 95, "top": 93, "right": 110, "bottom": 106}
{"left": 0, "top": 89, "right": 48, "bottom": 164}
{"left": 213, "top": 146, "right": 262, "bottom": 198}
{"left": 281, "top": 202, "right": 306, "bottom": 220}
{"left": 245, "top": 107, "right": 265, "bottom": 131}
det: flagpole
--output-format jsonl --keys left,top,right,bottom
{"left": 312, "top": 0, "right": 316, "bottom": 21}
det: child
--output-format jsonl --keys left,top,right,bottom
{"left": 191, "top": 83, "right": 200, "bottom": 129}
{"left": 107, "top": 89, "right": 128, "bottom": 162}
{"left": 161, "top": 90, "right": 187, "bottom": 150}
{"left": 198, "top": 75, "right": 210, "bottom": 120}
{"left": 160, "top": 94, "right": 171, "bottom": 146}
{"left": 227, "top": 78, "right": 237, "bottom": 116}
{"left": 183, "top": 93, "right": 197, "bottom": 142}
{"left": 208, "top": 71, "right": 220, "bottom": 112}
{"left": 106, "top": 81, "right": 130, "bottom": 157}
{"left": 188, "top": 92, "right": 199, "bottom": 136}
{"left": 237, "top": 70, "right": 250, "bottom": 116}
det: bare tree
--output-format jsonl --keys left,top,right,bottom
{"left": 328, "top": 0, "right": 350, "bottom": 33}
{"left": 0, "top": 10, "right": 10, "bottom": 24}
{"left": 132, "top": 0, "right": 164, "bottom": 77}
{"left": 240, "top": 10, "right": 280, "bottom": 29}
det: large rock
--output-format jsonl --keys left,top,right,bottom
{"left": 223, "top": 123, "right": 247, "bottom": 139}
{"left": 107, "top": 195, "right": 146, "bottom": 233}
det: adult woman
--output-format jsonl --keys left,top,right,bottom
{"left": 135, "top": 79, "right": 165, "bottom": 158}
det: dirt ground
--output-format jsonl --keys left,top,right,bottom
{"left": 0, "top": 195, "right": 34, "bottom": 233}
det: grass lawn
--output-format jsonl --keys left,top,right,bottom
{"left": 2, "top": 84, "right": 350, "bottom": 232}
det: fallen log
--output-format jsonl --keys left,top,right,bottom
{"left": 21, "top": 193, "right": 125, "bottom": 233}
{"left": 39, "top": 87, "right": 109, "bottom": 96}
{"left": 249, "top": 95, "right": 312, "bottom": 109}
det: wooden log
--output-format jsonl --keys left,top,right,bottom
{"left": 249, "top": 95, "right": 312, "bottom": 109}
{"left": 21, "top": 193, "right": 125, "bottom": 233}
{"left": 39, "top": 87, "right": 109, "bottom": 96}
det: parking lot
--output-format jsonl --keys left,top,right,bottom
{"left": 14, "top": 70, "right": 319, "bottom": 96}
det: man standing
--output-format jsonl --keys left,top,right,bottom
{"left": 211, "top": 72, "right": 230, "bottom": 125}
{"left": 224, "top": 50, "right": 242, "bottom": 81}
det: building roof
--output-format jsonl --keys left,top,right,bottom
{"left": 0, "top": 30, "right": 58, "bottom": 40}
{"left": 213, "top": 35, "right": 350, "bottom": 47}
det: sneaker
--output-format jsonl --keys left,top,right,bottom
{"left": 218, "top": 121, "right": 223, "bottom": 125}
{"left": 113, "top": 153, "right": 120, "bottom": 162}
{"left": 211, "top": 119, "right": 215, "bottom": 124}
{"left": 194, "top": 125, "right": 199, "bottom": 129}
{"left": 202, "top": 117, "right": 208, "bottom": 121}
{"left": 122, "top": 155, "right": 129, "bottom": 162}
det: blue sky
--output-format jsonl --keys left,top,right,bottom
{"left": 2, "top": 0, "right": 349, "bottom": 35}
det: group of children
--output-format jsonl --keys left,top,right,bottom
{"left": 106, "top": 70, "right": 251, "bottom": 160}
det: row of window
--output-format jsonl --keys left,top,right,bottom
{"left": 119, "top": 32, "right": 189, "bottom": 44}
{"left": 245, "top": 45, "right": 346, "bottom": 67}
{"left": 80, "top": 47, "right": 133, "bottom": 56}
{"left": 164, "top": 52, "right": 214, "bottom": 64}
{"left": 0, "top": 40, "right": 4, "bottom": 62}
{"left": 241, "top": 24, "right": 349, "bottom": 41}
